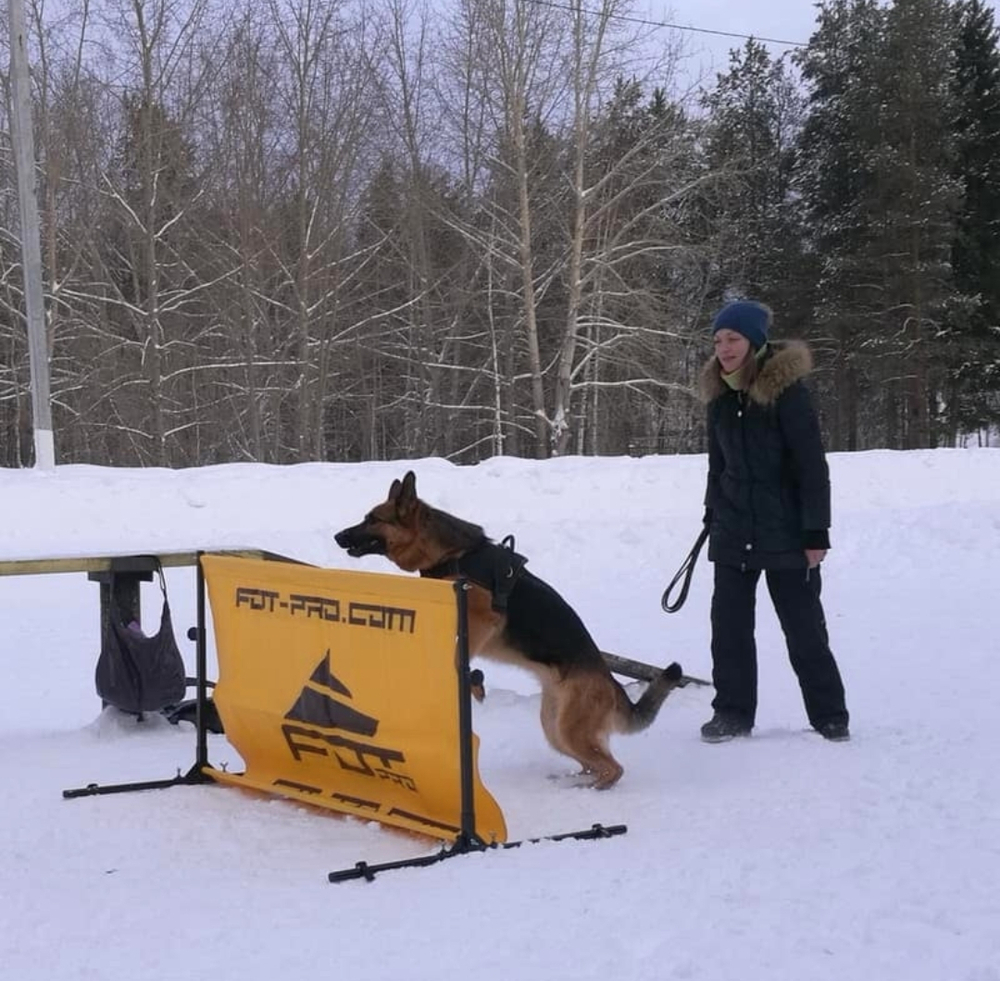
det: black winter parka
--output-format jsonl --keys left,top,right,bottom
{"left": 700, "top": 340, "right": 831, "bottom": 571}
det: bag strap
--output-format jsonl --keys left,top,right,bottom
{"left": 154, "top": 559, "right": 169, "bottom": 603}
{"left": 106, "top": 559, "right": 172, "bottom": 635}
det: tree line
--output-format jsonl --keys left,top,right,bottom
{"left": 1, "top": 0, "right": 998, "bottom": 468}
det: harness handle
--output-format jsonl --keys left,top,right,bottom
{"left": 661, "top": 526, "right": 709, "bottom": 614}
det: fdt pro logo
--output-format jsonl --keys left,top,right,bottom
{"left": 280, "top": 650, "right": 417, "bottom": 792}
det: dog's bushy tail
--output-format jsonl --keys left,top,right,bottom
{"left": 623, "top": 662, "right": 684, "bottom": 733}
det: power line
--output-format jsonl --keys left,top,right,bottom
{"left": 526, "top": 0, "right": 809, "bottom": 48}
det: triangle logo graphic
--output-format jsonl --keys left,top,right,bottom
{"left": 284, "top": 649, "right": 379, "bottom": 737}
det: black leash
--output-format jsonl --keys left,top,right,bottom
{"left": 661, "top": 526, "right": 709, "bottom": 614}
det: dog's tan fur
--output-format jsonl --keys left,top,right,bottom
{"left": 335, "top": 472, "right": 682, "bottom": 789}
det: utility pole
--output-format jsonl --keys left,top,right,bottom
{"left": 7, "top": 0, "right": 55, "bottom": 468}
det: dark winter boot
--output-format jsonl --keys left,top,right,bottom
{"left": 816, "top": 720, "right": 850, "bottom": 742}
{"left": 700, "top": 713, "right": 752, "bottom": 743}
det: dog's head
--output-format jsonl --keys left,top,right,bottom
{"left": 335, "top": 471, "right": 421, "bottom": 561}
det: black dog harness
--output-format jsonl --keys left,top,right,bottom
{"left": 420, "top": 536, "right": 528, "bottom": 612}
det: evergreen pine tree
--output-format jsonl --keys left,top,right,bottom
{"left": 947, "top": 0, "right": 1000, "bottom": 438}
{"left": 797, "top": 0, "right": 961, "bottom": 448}
{"left": 700, "top": 40, "right": 806, "bottom": 313}
{"left": 875, "top": 0, "right": 964, "bottom": 448}
{"left": 795, "top": 0, "right": 887, "bottom": 450}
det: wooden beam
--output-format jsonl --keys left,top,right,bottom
{"left": 602, "top": 650, "right": 710, "bottom": 688}
{"left": 0, "top": 549, "right": 295, "bottom": 578}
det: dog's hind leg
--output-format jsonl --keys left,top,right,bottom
{"left": 546, "top": 672, "right": 625, "bottom": 790}
{"left": 539, "top": 684, "right": 604, "bottom": 782}
{"left": 562, "top": 733, "right": 623, "bottom": 789}
{"left": 539, "top": 684, "right": 572, "bottom": 759}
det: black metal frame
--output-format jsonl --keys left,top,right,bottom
{"left": 63, "top": 553, "right": 214, "bottom": 799}
{"left": 327, "top": 822, "right": 629, "bottom": 883}
{"left": 326, "top": 579, "right": 628, "bottom": 883}
{"left": 64, "top": 565, "right": 629, "bottom": 880}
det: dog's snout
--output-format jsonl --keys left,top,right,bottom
{"left": 334, "top": 526, "right": 358, "bottom": 549}
{"left": 334, "top": 522, "right": 386, "bottom": 557}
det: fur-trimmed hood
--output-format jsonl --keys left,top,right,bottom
{"left": 699, "top": 339, "right": 814, "bottom": 406}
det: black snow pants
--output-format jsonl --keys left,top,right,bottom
{"left": 709, "top": 562, "right": 848, "bottom": 729}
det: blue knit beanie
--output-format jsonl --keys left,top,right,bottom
{"left": 712, "top": 300, "right": 772, "bottom": 351}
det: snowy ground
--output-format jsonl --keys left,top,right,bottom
{"left": 1, "top": 449, "right": 997, "bottom": 981}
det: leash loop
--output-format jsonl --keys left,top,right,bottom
{"left": 661, "top": 526, "right": 709, "bottom": 614}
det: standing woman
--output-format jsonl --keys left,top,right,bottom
{"left": 699, "top": 300, "right": 850, "bottom": 743}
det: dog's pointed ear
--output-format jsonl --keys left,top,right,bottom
{"left": 397, "top": 470, "right": 417, "bottom": 517}
{"left": 387, "top": 477, "right": 403, "bottom": 501}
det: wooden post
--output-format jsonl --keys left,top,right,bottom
{"left": 87, "top": 557, "right": 159, "bottom": 647}
{"left": 87, "top": 570, "right": 153, "bottom": 642}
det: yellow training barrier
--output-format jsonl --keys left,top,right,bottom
{"left": 201, "top": 555, "right": 507, "bottom": 844}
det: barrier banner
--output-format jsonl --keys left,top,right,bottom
{"left": 200, "top": 554, "right": 506, "bottom": 844}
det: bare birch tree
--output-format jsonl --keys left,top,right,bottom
{"left": 453, "top": 0, "right": 567, "bottom": 457}
{"left": 268, "top": 0, "right": 381, "bottom": 461}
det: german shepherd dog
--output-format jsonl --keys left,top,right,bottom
{"left": 334, "top": 471, "right": 683, "bottom": 789}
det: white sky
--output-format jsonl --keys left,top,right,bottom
{"left": 658, "top": 0, "right": 1000, "bottom": 88}
{"left": 0, "top": 447, "right": 998, "bottom": 980}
